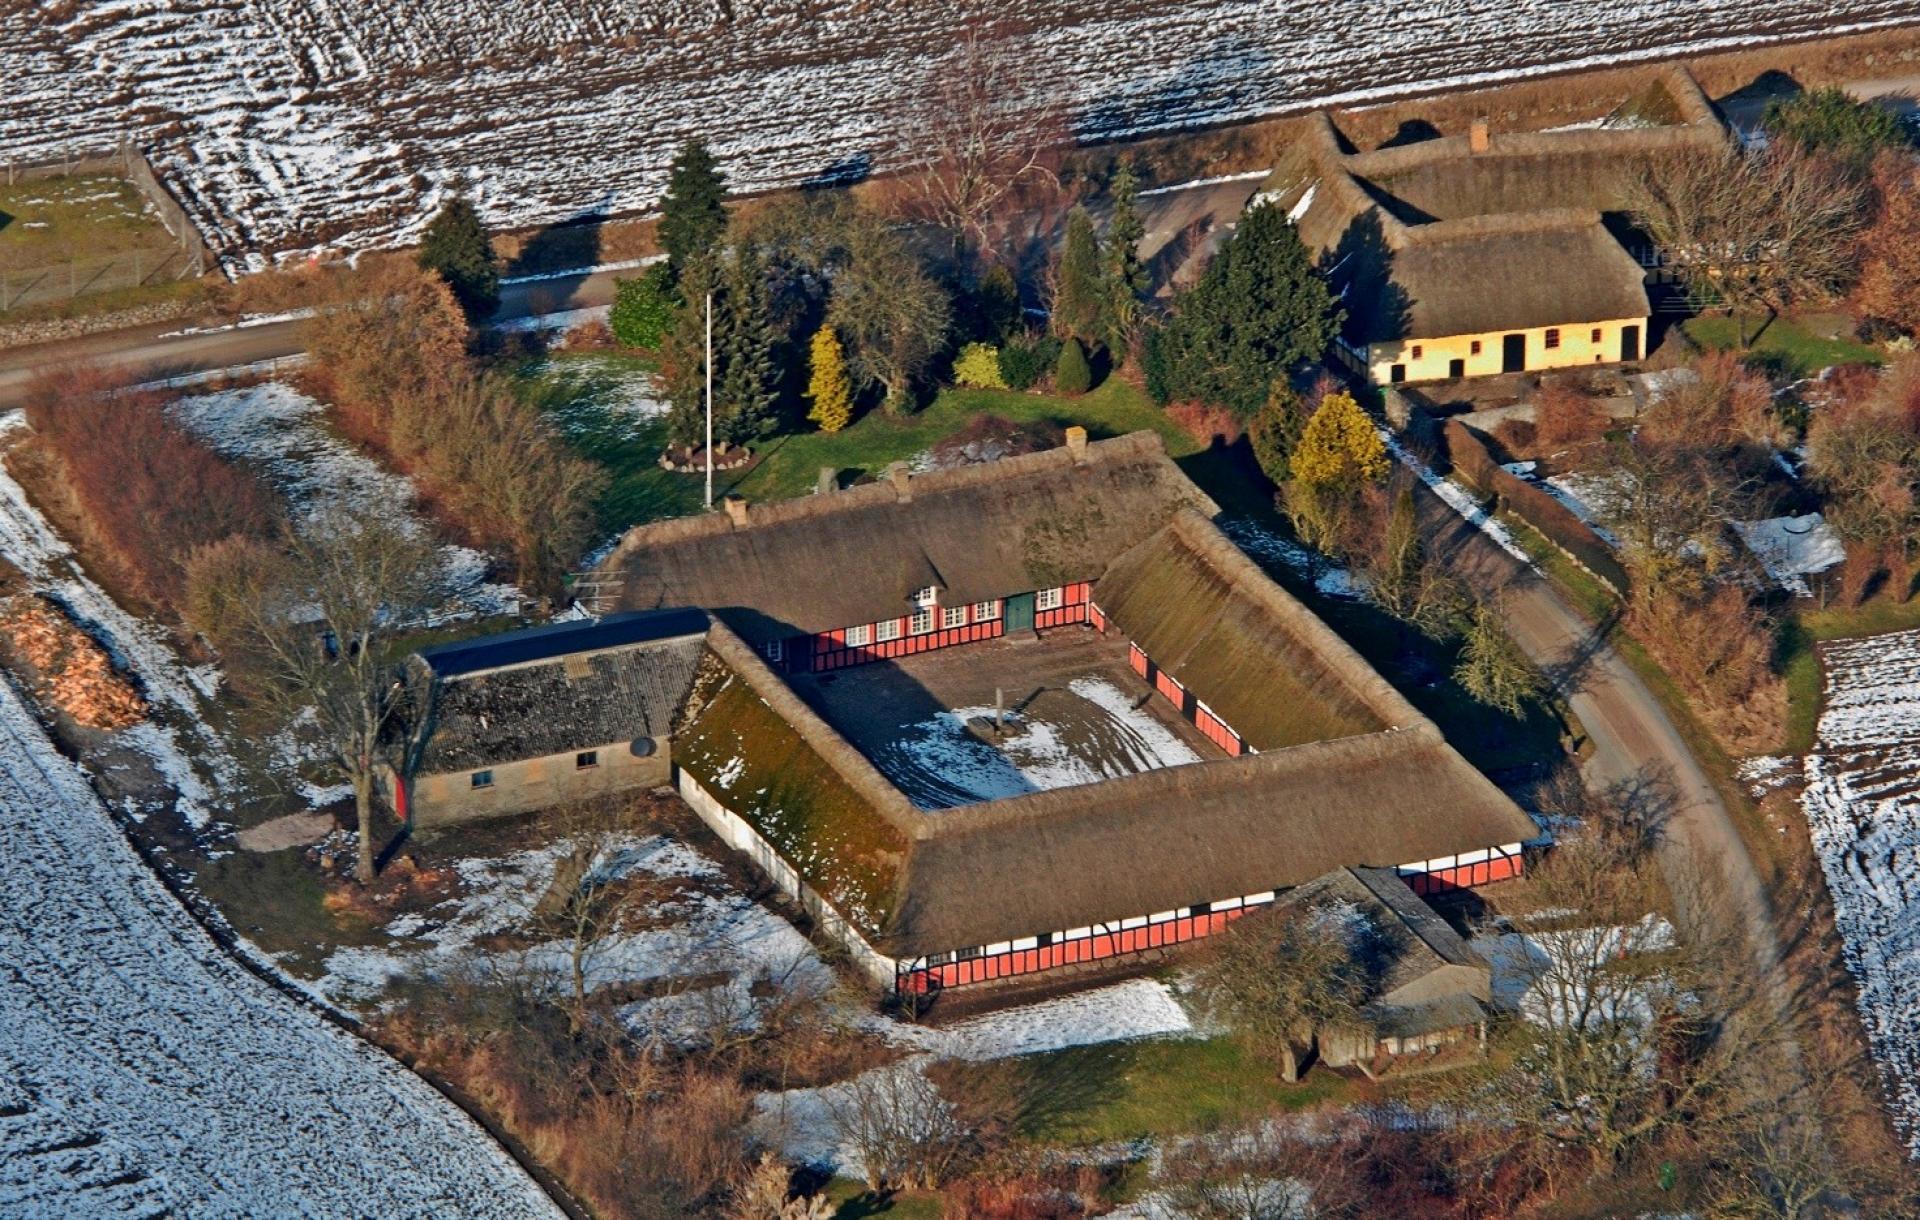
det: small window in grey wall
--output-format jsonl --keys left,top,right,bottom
{"left": 629, "top": 737, "right": 658, "bottom": 758}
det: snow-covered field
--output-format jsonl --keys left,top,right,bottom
{"left": 8, "top": 3, "right": 1916, "bottom": 269}
{"left": 0, "top": 674, "right": 558, "bottom": 1217}
{"left": 1801, "top": 630, "right": 1920, "bottom": 1154}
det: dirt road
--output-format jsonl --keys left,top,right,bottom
{"left": 1421, "top": 491, "right": 1781, "bottom": 970}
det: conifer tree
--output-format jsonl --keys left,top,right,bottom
{"left": 416, "top": 195, "right": 499, "bottom": 324}
{"left": 659, "top": 140, "right": 729, "bottom": 285}
{"left": 1055, "top": 336, "right": 1092, "bottom": 395}
{"left": 1052, "top": 206, "right": 1106, "bottom": 344}
{"left": 662, "top": 253, "right": 720, "bottom": 449}
{"left": 718, "top": 244, "right": 778, "bottom": 444}
{"left": 1103, "top": 160, "right": 1150, "bottom": 357}
{"left": 805, "top": 326, "right": 853, "bottom": 433}
{"left": 1159, "top": 201, "right": 1341, "bottom": 419}
{"left": 1292, "top": 390, "right": 1389, "bottom": 492}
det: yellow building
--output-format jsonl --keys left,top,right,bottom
{"left": 1277, "top": 67, "right": 1728, "bottom": 386}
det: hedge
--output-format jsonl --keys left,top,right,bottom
{"left": 1443, "top": 419, "right": 1630, "bottom": 597}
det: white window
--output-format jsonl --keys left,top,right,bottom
{"left": 845, "top": 624, "right": 871, "bottom": 647}
{"left": 1035, "top": 587, "right": 1064, "bottom": 612}
{"left": 973, "top": 600, "right": 1000, "bottom": 621}
{"left": 909, "top": 608, "right": 934, "bottom": 635}
{"left": 762, "top": 638, "right": 784, "bottom": 663}
{"left": 875, "top": 618, "right": 902, "bottom": 643}
{"left": 941, "top": 605, "right": 967, "bottom": 629}
{"left": 912, "top": 585, "right": 939, "bottom": 608}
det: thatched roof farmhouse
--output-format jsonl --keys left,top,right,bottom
{"left": 1277, "top": 65, "right": 1729, "bottom": 386}
{"left": 398, "top": 432, "right": 1536, "bottom": 994}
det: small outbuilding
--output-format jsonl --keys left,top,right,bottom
{"left": 390, "top": 608, "right": 708, "bottom": 827}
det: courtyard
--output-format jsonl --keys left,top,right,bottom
{"left": 787, "top": 629, "right": 1223, "bottom": 810}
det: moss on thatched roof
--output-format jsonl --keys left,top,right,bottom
{"left": 674, "top": 644, "right": 912, "bottom": 937}
{"left": 1094, "top": 510, "right": 1400, "bottom": 749}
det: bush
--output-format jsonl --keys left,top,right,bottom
{"left": 1054, "top": 337, "right": 1092, "bottom": 395}
{"left": 997, "top": 335, "right": 1061, "bottom": 392}
{"left": 953, "top": 342, "right": 1007, "bottom": 389}
{"left": 608, "top": 264, "right": 676, "bottom": 350}
{"left": 1165, "top": 401, "right": 1244, "bottom": 447}
{"left": 21, "top": 365, "right": 284, "bottom": 612}
{"left": 1534, "top": 381, "right": 1608, "bottom": 450}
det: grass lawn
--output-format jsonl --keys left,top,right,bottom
{"left": 0, "top": 174, "right": 181, "bottom": 267}
{"left": 1681, "top": 313, "right": 1882, "bottom": 379}
{"left": 1002, "top": 1036, "right": 1349, "bottom": 1146}
{"left": 823, "top": 1180, "right": 944, "bottom": 1219}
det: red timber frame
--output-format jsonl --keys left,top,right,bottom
{"left": 774, "top": 583, "right": 1094, "bottom": 674}
{"left": 1117, "top": 617, "right": 1246, "bottom": 758}
{"left": 1400, "top": 845, "right": 1525, "bottom": 894}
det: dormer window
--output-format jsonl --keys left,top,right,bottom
{"left": 912, "top": 586, "right": 938, "bottom": 608}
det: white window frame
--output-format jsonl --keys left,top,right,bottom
{"left": 941, "top": 605, "right": 967, "bottom": 630}
{"left": 912, "top": 585, "right": 939, "bottom": 608}
{"left": 1035, "top": 587, "right": 1064, "bottom": 612}
{"left": 844, "top": 623, "right": 871, "bottom": 647}
{"left": 875, "top": 618, "right": 902, "bottom": 643}
{"left": 972, "top": 600, "right": 1000, "bottom": 621}
{"left": 762, "top": 638, "right": 784, "bottom": 663}
{"left": 909, "top": 608, "right": 934, "bottom": 636}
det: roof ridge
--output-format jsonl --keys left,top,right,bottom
{"left": 1399, "top": 206, "right": 1607, "bottom": 245}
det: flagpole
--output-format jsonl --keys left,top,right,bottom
{"left": 704, "top": 290, "right": 714, "bottom": 510}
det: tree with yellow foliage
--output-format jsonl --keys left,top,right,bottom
{"left": 805, "top": 325, "right": 853, "bottom": 433}
{"left": 1285, "top": 390, "right": 1389, "bottom": 551}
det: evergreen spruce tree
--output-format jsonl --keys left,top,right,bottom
{"left": 1161, "top": 201, "right": 1342, "bottom": 419}
{"left": 975, "top": 264, "right": 1023, "bottom": 344}
{"left": 416, "top": 195, "right": 499, "bottom": 324}
{"left": 1055, "top": 336, "right": 1092, "bottom": 395}
{"left": 1053, "top": 207, "right": 1106, "bottom": 344}
{"left": 661, "top": 253, "right": 721, "bottom": 450}
{"left": 659, "top": 140, "right": 729, "bottom": 285}
{"left": 1102, "top": 160, "right": 1150, "bottom": 358}
{"left": 805, "top": 326, "right": 853, "bottom": 433}
{"left": 717, "top": 245, "right": 778, "bottom": 444}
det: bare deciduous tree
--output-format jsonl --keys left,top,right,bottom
{"left": 185, "top": 508, "right": 444, "bottom": 883}
{"left": 1454, "top": 597, "right": 1543, "bottom": 718}
{"left": 1152, "top": 1123, "right": 1364, "bottom": 1220}
{"left": 1627, "top": 143, "right": 1871, "bottom": 346}
{"left": 1587, "top": 432, "right": 1758, "bottom": 604}
{"left": 827, "top": 1061, "right": 968, "bottom": 1192}
{"left": 1191, "top": 903, "right": 1373, "bottom": 1082}
{"left": 900, "top": 20, "right": 1066, "bottom": 251}
{"left": 825, "top": 213, "right": 951, "bottom": 413}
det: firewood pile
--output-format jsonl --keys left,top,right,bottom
{"left": 0, "top": 596, "right": 147, "bottom": 729}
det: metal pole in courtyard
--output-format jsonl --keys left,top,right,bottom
{"left": 704, "top": 291, "right": 714, "bottom": 509}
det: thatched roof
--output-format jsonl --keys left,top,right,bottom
{"left": 1094, "top": 509, "right": 1407, "bottom": 749}
{"left": 1283, "top": 66, "right": 1725, "bottom": 344}
{"left": 888, "top": 723, "right": 1536, "bottom": 956}
{"left": 409, "top": 609, "right": 708, "bottom": 773}
{"left": 601, "top": 432, "right": 1216, "bottom": 644}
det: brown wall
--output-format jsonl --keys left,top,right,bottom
{"left": 406, "top": 738, "right": 671, "bottom": 828}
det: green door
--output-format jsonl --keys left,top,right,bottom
{"left": 1005, "top": 592, "right": 1036, "bottom": 633}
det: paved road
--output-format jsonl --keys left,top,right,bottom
{"left": 0, "top": 178, "right": 1262, "bottom": 410}
{"left": 0, "top": 267, "right": 626, "bottom": 409}
{"left": 1420, "top": 490, "right": 1782, "bottom": 971}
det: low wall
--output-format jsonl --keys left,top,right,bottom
{"left": 676, "top": 768, "right": 898, "bottom": 991}
{"left": 1443, "top": 418, "right": 1630, "bottom": 597}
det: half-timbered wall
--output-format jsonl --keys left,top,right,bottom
{"left": 771, "top": 583, "right": 1094, "bottom": 674}
{"left": 1398, "top": 844, "right": 1526, "bottom": 894}
{"left": 1120, "top": 621, "right": 1247, "bottom": 758}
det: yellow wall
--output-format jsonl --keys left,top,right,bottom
{"left": 1365, "top": 316, "right": 1647, "bottom": 384}
{"left": 395, "top": 737, "right": 672, "bottom": 828}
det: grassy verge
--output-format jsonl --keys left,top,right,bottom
{"left": 1680, "top": 314, "right": 1882, "bottom": 378}
{"left": 823, "top": 1180, "right": 943, "bottom": 1219}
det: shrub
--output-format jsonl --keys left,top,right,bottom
{"left": 1054, "top": 337, "right": 1092, "bottom": 395}
{"left": 953, "top": 342, "right": 1007, "bottom": 389}
{"left": 805, "top": 326, "right": 854, "bottom": 433}
{"left": 1534, "top": 381, "right": 1608, "bottom": 449}
{"left": 21, "top": 365, "right": 284, "bottom": 612}
{"left": 1165, "top": 401, "right": 1244, "bottom": 448}
{"left": 1248, "top": 384, "right": 1306, "bottom": 484}
{"left": 608, "top": 264, "right": 676, "bottom": 350}
{"left": 997, "top": 335, "right": 1061, "bottom": 392}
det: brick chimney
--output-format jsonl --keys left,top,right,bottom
{"left": 886, "top": 461, "right": 912, "bottom": 501}
{"left": 1469, "top": 116, "right": 1490, "bottom": 154}
{"left": 722, "top": 494, "right": 750, "bottom": 528}
{"left": 816, "top": 466, "right": 837, "bottom": 495}
{"left": 1065, "top": 425, "right": 1088, "bottom": 464}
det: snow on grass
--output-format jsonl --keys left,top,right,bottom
{"left": 0, "top": 672, "right": 558, "bottom": 1216}
{"left": 315, "top": 833, "right": 833, "bottom": 1021}
{"left": 1733, "top": 513, "right": 1846, "bottom": 596}
{"left": 1219, "top": 517, "right": 1363, "bottom": 600}
{"left": 1540, "top": 472, "right": 1620, "bottom": 545}
{"left": 754, "top": 977, "right": 1195, "bottom": 1172}
{"left": 1479, "top": 915, "right": 1674, "bottom": 1026}
{"left": 168, "top": 381, "right": 522, "bottom": 616}
{"left": 873, "top": 676, "right": 1204, "bottom": 809}
{"left": 1800, "top": 629, "right": 1920, "bottom": 1154}
{"left": 0, "top": 412, "right": 235, "bottom": 829}
{"left": 11, "top": 3, "right": 1918, "bottom": 270}
{"left": 494, "top": 303, "right": 610, "bottom": 335}
{"left": 536, "top": 356, "right": 670, "bottom": 440}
